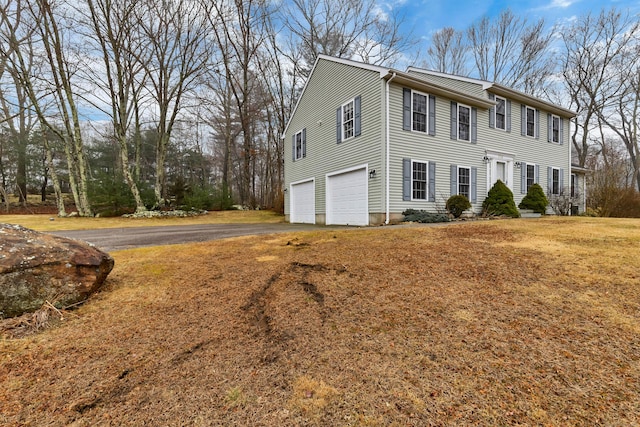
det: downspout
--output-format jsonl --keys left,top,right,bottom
{"left": 385, "top": 72, "right": 397, "bottom": 224}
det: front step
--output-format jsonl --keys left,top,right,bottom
{"left": 519, "top": 209, "right": 541, "bottom": 218}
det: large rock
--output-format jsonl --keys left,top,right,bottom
{"left": 0, "top": 223, "right": 114, "bottom": 319}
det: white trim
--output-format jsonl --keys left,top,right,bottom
{"left": 551, "top": 114, "right": 561, "bottom": 143}
{"left": 494, "top": 95, "right": 507, "bottom": 131}
{"left": 457, "top": 103, "right": 472, "bottom": 141}
{"left": 550, "top": 166, "right": 561, "bottom": 195}
{"left": 410, "top": 159, "right": 430, "bottom": 201}
{"left": 485, "top": 152, "right": 514, "bottom": 192}
{"left": 340, "top": 98, "right": 355, "bottom": 142}
{"left": 290, "top": 178, "right": 316, "bottom": 224}
{"left": 294, "top": 129, "right": 304, "bottom": 160}
{"left": 385, "top": 72, "right": 397, "bottom": 224}
{"left": 326, "top": 164, "right": 369, "bottom": 226}
{"left": 525, "top": 105, "right": 536, "bottom": 138}
{"left": 410, "top": 89, "right": 429, "bottom": 133}
{"left": 326, "top": 163, "right": 369, "bottom": 178}
{"left": 456, "top": 165, "right": 472, "bottom": 199}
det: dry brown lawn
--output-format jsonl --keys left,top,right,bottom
{"left": 0, "top": 210, "right": 284, "bottom": 232}
{"left": 1, "top": 217, "right": 639, "bottom": 426}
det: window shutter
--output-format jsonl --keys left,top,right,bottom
{"left": 560, "top": 168, "right": 564, "bottom": 191}
{"left": 292, "top": 134, "right": 296, "bottom": 162}
{"left": 354, "top": 95, "right": 361, "bottom": 137}
{"left": 560, "top": 118, "right": 564, "bottom": 145}
{"left": 547, "top": 167, "right": 552, "bottom": 193}
{"left": 535, "top": 165, "right": 539, "bottom": 184}
{"left": 403, "top": 88, "right": 411, "bottom": 131}
{"left": 428, "top": 161, "right": 436, "bottom": 202}
{"left": 520, "top": 162, "right": 527, "bottom": 194}
{"left": 336, "top": 107, "right": 341, "bottom": 143}
{"left": 302, "top": 128, "right": 307, "bottom": 158}
{"left": 506, "top": 100, "right": 512, "bottom": 133}
{"left": 403, "top": 158, "right": 411, "bottom": 201}
{"left": 450, "top": 101, "right": 457, "bottom": 140}
{"left": 428, "top": 95, "right": 436, "bottom": 136}
{"left": 471, "top": 167, "right": 477, "bottom": 203}
{"left": 521, "top": 104, "right": 526, "bottom": 136}
{"left": 547, "top": 113, "right": 552, "bottom": 142}
{"left": 450, "top": 164, "right": 457, "bottom": 196}
{"left": 488, "top": 93, "right": 495, "bottom": 128}
{"left": 535, "top": 109, "right": 540, "bottom": 139}
{"left": 471, "top": 107, "right": 478, "bottom": 143}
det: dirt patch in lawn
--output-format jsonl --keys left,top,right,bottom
{"left": 1, "top": 218, "right": 639, "bottom": 426}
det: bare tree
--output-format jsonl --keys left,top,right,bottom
{"left": 84, "top": 0, "right": 147, "bottom": 212}
{"left": 0, "top": 0, "right": 94, "bottom": 216}
{"left": 206, "top": 0, "right": 271, "bottom": 207}
{"left": 467, "top": 9, "right": 554, "bottom": 95}
{"left": 281, "top": 0, "right": 414, "bottom": 77}
{"left": 597, "top": 46, "right": 640, "bottom": 190}
{"left": 135, "top": 0, "right": 212, "bottom": 207}
{"left": 560, "top": 8, "right": 640, "bottom": 169}
{"left": 0, "top": 0, "right": 36, "bottom": 205}
{"left": 426, "top": 27, "right": 468, "bottom": 75}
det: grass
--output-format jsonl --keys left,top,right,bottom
{"left": 1, "top": 217, "right": 639, "bottom": 425}
{"left": 0, "top": 209, "right": 284, "bottom": 232}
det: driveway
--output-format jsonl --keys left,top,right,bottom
{"left": 52, "top": 223, "right": 346, "bottom": 252}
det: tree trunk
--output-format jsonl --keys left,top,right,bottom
{"left": 43, "top": 135, "right": 66, "bottom": 217}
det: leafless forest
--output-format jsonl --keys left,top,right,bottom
{"left": 0, "top": 1, "right": 639, "bottom": 216}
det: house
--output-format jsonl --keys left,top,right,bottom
{"left": 283, "top": 55, "right": 582, "bottom": 225}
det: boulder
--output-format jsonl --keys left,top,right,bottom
{"left": 0, "top": 223, "right": 114, "bottom": 319}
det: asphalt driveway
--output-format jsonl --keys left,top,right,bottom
{"left": 52, "top": 223, "right": 345, "bottom": 252}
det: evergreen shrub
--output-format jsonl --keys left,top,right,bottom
{"left": 482, "top": 180, "right": 520, "bottom": 217}
{"left": 518, "top": 183, "right": 548, "bottom": 214}
{"left": 446, "top": 194, "right": 472, "bottom": 218}
{"left": 402, "top": 209, "right": 450, "bottom": 223}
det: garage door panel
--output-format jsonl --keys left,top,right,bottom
{"left": 290, "top": 180, "right": 315, "bottom": 224}
{"left": 327, "top": 168, "right": 368, "bottom": 226}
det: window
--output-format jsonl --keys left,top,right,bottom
{"left": 294, "top": 129, "right": 305, "bottom": 160}
{"left": 495, "top": 96, "right": 506, "bottom": 130}
{"left": 342, "top": 100, "right": 354, "bottom": 140}
{"left": 571, "top": 173, "right": 577, "bottom": 197}
{"left": 551, "top": 115, "right": 560, "bottom": 143}
{"left": 458, "top": 167, "right": 470, "bottom": 199}
{"left": 412, "top": 91, "right": 428, "bottom": 132}
{"left": 458, "top": 104, "right": 471, "bottom": 141}
{"left": 412, "top": 161, "right": 427, "bottom": 200}
{"left": 336, "top": 96, "right": 361, "bottom": 143}
{"left": 526, "top": 106, "right": 536, "bottom": 137}
{"left": 551, "top": 167, "right": 560, "bottom": 195}
{"left": 526, "top": 164, "right": 535, "bottom": 192}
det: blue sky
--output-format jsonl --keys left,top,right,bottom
{"left": 397, "top": 0, "right": 640, "bottom": 40}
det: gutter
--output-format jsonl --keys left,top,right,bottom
{"left": 385, "top": 72, "right": 397, "bottom": 224}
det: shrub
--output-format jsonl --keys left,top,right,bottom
{"left": 518, "top": 183, "right": 548, "bottom": 214}
{"left": 482, "top": 180, "right": 520, "bottom": 218}
{"left": 88, "top": 172, "right": 135, "bottom": 216}
{"left": 402, "top": 209, "right": 450, "bottom": 223}
{"left": 446, "top": 195, "right": 471, "bottom": 218}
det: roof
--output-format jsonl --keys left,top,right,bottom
{"left": 282, "top": 55, "right": 575, "bottom": 138}
{"left": 406, "top": 67, "right": 577, "bottom": 119}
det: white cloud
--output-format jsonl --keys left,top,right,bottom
{"left": 539, "top": 0, "right": 578, "bottom": 11}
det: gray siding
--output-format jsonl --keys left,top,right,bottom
{"left": 388, "top": 83, "right": 572, "bottom": 215}
{"left": 407, "top": 70, "right": 486, "bottom": 98}
{"left": 284, "top": 59, "right": 386, "bottom": 221}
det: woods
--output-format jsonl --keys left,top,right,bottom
{"left": 0, "top": 1, "right": 639, "bottom": 216}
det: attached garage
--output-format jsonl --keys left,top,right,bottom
{"left": 290, "top": 179, "right": 316, "bottom": 224}
{"left": 326, "top": 167, "right": 368, "bottom": 226}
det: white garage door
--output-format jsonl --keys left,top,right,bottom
{"left": 290, "top": 180, "right": 315, "bottom": 224}
{"left": 327, "top": 168, "right": 368, "bottom": 226}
